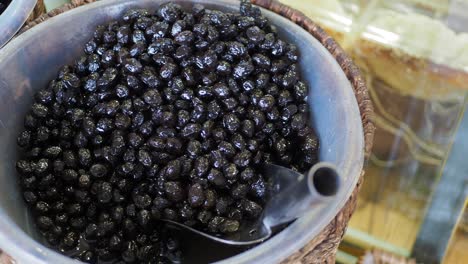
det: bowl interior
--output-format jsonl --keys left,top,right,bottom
{"left": 0, "top": 0, "right": 364, "bottom": 263}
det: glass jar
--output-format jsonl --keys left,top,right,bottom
{"left": 280, "top": 0, "right": 468, "bottom": 260}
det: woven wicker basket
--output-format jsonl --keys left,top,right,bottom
{"left": 26, "top": 0, "right": 46, "bottom": 23}
{"left": 6, "top": 0, "right": 374, "bottom": 263}
{"left": 358, "top": 249, "right": 416, "bottom": 264}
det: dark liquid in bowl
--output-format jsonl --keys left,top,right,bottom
{"left": 53, "top": 224, "right": 249, "bottom": 263}
{"left": 0, "top": 0, "right": 11, "bottom": 15}
{"left": 53, "top": 223, "right": 290, "bottom": 263}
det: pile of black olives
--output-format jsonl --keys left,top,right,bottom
{"left": 16, "top": 1, "right": 319, "bottom": 263}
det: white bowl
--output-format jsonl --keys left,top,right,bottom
{"left": 0, "top": 0, "right": 37, "bottom": 48}
{"left": 0, "top": 0, "right": 364, "bottom": 263}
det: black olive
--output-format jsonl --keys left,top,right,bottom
{"left": 188, "top": 183, "right": 205, "bottom": 208}
{"left": 164, "top": 182, "right": 185, "bottom": 202}
{"left": 246, "top": 26, "right": 265, "bottom": 43}
{"left": 124, "top": 58, "right": 143, "bottom": 73}
{"left": 207, "top": 168, "right": 226, "bottom": 188}
{"left": 233, "top": 60, "right": 254, "bottom": 79}
{"left": 223, "top": 113, "right": 240, "bottom": 133}
{"left": 226, "top": 41, "right": 247, "bottom": 57}
{"left": 157, "top": 2, "right": 182, "bottom": 23}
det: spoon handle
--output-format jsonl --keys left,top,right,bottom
{"left": 262, "top": 162, "right": 341, "bottom": 229}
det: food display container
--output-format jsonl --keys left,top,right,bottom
{"left": 0, "top": 0, "right": 371, "bottom": 263}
